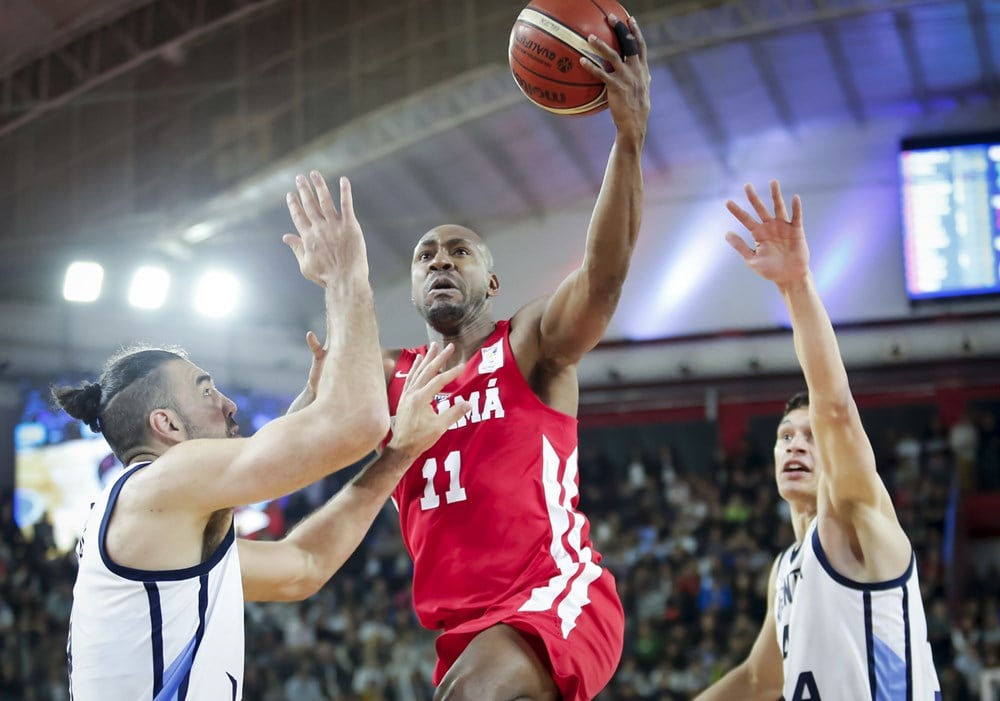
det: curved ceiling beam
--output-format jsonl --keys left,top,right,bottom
{"left": 640, "top": 0, "right": 954, "bottom": 59}
{"left": 0, "top": 0, "right": 287, "bottom": 139}
{"left": 185, "top": 65, "right": 524, "bottom": 239}
{"left": 98, "top": 0, "right": 991, "bottom": 244}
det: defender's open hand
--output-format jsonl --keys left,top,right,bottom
{"left": 389, "top": 344, "right": 472, "bottom": 462}
{"left": 725, "top": 179, "right": 810, "bottom": 287}
{"left": 283, "top": 172, "right": 369, "bottom": 287}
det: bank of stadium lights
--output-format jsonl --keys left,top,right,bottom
{"left": 128, "top": 266, "right": 170, "bottom": 310}
{"left": 63, "top": 261, "right": 104, "bottom": 302}
{"left": 62, "top": 261, "right": 240, "bottom": 318}
{"left": 194, "top": 270, "right": 238, "bottom": 318}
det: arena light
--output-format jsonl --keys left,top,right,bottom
{"left": 128, "top": 266, "right": 170, "bottom": 310}
{"left": 63, "top": 261, "right": 104, "bottom": 302}
{"left": 194, "top": 270, "right": 239, "bottom": 317}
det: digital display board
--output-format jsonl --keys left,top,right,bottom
{"left": 899, "top": 132, "right": 1000, "bottom": 301}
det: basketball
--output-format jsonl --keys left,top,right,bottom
{"left": 508, "top": 0, "right": 634, "bottom": 116}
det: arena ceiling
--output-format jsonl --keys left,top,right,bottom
{"left": 1, "top": 0, "right": 999, "bottom": 404}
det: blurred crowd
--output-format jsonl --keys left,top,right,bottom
{"left": 1, "top": 402, "right": 998, "bottom": 700}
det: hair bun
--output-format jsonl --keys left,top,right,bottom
{"left": 82, "top": 382, "right": 102, "bottom": 405}
{"left": 51, "top": 379, "right": 104, "bottom": 432}
{"left": 79, "top": 382, "right": 103, "bottom": 430}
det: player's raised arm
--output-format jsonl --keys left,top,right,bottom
{"left": 724, "top": 180, "right": 884, "bottom": 510}
{"left": 153, "top": 173, "right": 390, "bottom": 511}
{"left": 525, "top": 14, "right": 650, "bottom": 367}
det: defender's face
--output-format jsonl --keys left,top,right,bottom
{"left": 774, "top": 407, "right": 819, "bottom": 504}
{"left": 165, "top": 359, "right": 240, "bottom": 441}
{"left": 410, "top": 226, "right": 496, "bottom": 326}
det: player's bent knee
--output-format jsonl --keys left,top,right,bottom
{"left": 435, "top": 673, "right": 557, "bottom": 701}
{"left": 434, "top": 625, "right": 560, "bottom": 701}
{"left": 433, "top": 674, "right": 486, "bottom": 701}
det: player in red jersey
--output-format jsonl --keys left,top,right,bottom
{"left": 380, "top": 14, "right": 650, "bottom": 701}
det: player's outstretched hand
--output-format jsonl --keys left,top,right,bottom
{"left": 389, "top": 343, "right": 471, "bottom": 462}
{"left": 282, "top": 172, "right": 370, "bottom": 287}
{"left": 725, "top": 179, "right": 810, "bottom": 287}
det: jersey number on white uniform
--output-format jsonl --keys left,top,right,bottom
{"left": 419, "top": 451, "right": 468, "bottom": 510}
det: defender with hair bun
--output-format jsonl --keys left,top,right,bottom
{"left": 59, "top": 172, "right": 468, "bottom": 701}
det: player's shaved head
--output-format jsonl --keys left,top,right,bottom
{"left": 417, "top": 225, "right": 494, "bottom": 272}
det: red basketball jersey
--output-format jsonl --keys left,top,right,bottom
{"left": 388, "top": 320, "right": 610, "bottom": 634}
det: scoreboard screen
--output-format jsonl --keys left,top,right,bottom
{"left": 899, "top": 131, "right": 1000, "bottom": 301}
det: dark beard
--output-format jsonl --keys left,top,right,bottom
{"left": 424, "top": 300, "right": 467, "bottom": 330}
{"left": 181, "top": 416, "right": 239, "bottom": 440}
{"left": 174, "top": 412, "right": 197, "bottom": 438}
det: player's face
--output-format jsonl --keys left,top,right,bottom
{"left": 774, "top": 407, "right": 819, "bottom": 505}
{"left": 165, "top": 359, "right": 240, "bottom": 441}
{"left": 410, "top": 225, "right": 498, "bottom": 329}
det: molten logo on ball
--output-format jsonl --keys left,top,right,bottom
{"left": 508, "top": 0, "right": 632, "bottom": 116}
{"left": 512, "top": 73, "right": 566, "bottom": 104}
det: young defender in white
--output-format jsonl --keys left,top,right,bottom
{"left": 57, "top": 172, "right": 471, "bottom": 701}
{"left": 693, "top": 181, "right": 940, "bottom": 701}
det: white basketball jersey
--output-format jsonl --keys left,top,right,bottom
{"left": 773, "top": 518, "right": 940, "bottom": 701}
{"left": 69, "top": 462, "right": 245, "bottom": 701}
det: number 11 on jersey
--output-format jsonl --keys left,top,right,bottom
{"left": 419, "top": 451, "right": 468, "bottom": 510}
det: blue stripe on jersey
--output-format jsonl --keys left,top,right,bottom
{"left": 152, "top": 574, "right": 210, "bottom": 701}
{"left": 155, "top": 634, "right": 197, "bottom": 701}
{"left": 872, "top": 634, "right": 907, "bottom": 700}
{"left": 177, "top": 574, "right": 210, "bottom": 701}
{"left": 903, "top": 585, "right": 913, "bottom": 701}
{"left": 147, "top": 574, "right": 209, "bottom": 701}
{"left": 144, "top": 582, "right": 165, "bottom": 696}
{"left": 227, "top": 672, "right": 237, "bottom": 701}
{"left": 864, "top": 591, "right": 877, "bottom": 700}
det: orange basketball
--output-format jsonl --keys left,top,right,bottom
{"left": 508, "top": 0, "right": 633, "bottom": 116}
